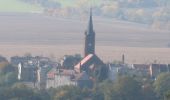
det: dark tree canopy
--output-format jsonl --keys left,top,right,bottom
{"left": 154, "top": 73, "right": 170, "bottom": 98}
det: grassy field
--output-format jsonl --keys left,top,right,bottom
{"left": 0, "top": 13, "right": 169, "bottom": 47}
{"left": 0, "top": 0, "right": 43, "bottom": 12}
{"left": 0, "top": 13, "right": 170, "bottom": 64}
{"left": 1, "top": 44, "right": 170, "bottom": 64}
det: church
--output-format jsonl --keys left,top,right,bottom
{"left": 74, "top": 9, "right": 108, "bottom": 81}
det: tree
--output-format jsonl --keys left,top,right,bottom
{"left": 97, "top": 80, "right": 114, "bottom": 100}
{"left": 0, "top": 61, "right": 17, "bottom": 87}
{"left": 154, "top": 73, "right": 170, "bottom": 99}
{"left": 61, "top": 54, "right": 82, "bottom": 69}
{"left": 142, "top": 83, "right": 158, "bottom": 100}
{"left": 53, "top": 86, "right": 84, "bottom": 100}
{"left": 0, "top": 83, "right": 37, "bottom": 100}
{"left": 0, "top": 55, "right": 7, "bottom": 62}
{"left": 34, "top": 89, "right": 51, "bottom": 100}
{"left": 165, "top": 91, "right": 170, "bottom": 100}
{"left": 112, "top": 76, "right": 142, "bottom": 100}
{"left": 97, "top": 76, "right": 143, "bottom": 100}
{"left": 91, "top": 88, "right": 104, "bottom": 100}
{"left": 48, "top": 85, "right": 96, "bottom": 100}
{"left": 0, "top": 56, "right": 9, "bottom": 73}
{"left": 94, "top": 65, "right": 108, "bottom": 82}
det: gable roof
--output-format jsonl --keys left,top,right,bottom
{"left": 74, "top": 54, "right": 94, "bottom": 71}
{"left": 74, "top": 54, "right": 104, "bottom": 73}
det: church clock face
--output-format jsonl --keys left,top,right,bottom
{"left": 88, "top": 43, "right": 92, "bottom": 46}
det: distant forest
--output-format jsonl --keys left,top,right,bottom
{"left": 19, "top": 0, "right": 170, "bottom": 30}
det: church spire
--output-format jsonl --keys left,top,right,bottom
{"left": 87, "top": 8, "right": 94, "bottom": 34}
{"left": 84, "top": 8, "right": 95, "bottom": 57}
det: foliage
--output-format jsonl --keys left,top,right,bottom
{"left": 0, "top": 59, "right": 17, "bottom": 87}
{"left": 20, "top": 0, "right": 61, "bottom": 8}
{"left": 94, "top": 65, "right": 109, "bottom": 82}
{"left": 0, "top": 61, "right": 9, "bottom": 71}
{"left": 0, "top": 83, "right": 51, "bottom": 100}
{"left": 49, "top": 86, "right": 91, "bottom": 100}
{"left": 0, "top": 0, "right": 43, "bottom": 12}
{"left": 154, "top": 73, "right": 170, "bottom": 99}
{"left": 166, "top": 91, "right": 170, "bottom": 100}
{"left": 0, "top": 74, "right": 163, "bottom": 100}
{"left": 1, "top": 83, "right": 39, "bottom": 100}
{"left": 0, "top": 55, "right": 7, "bottom": 62}
{"left": 95, "top": 76, "right": 143, "bottom": 100}
{"left": 114, "top": 76, "right": 142, "bottom": 100}
{"left": 141, "top": 81, "right": 158, "bottom": 100}
{"left": 1, "top": 0, "right": 170, "bottom": 30}
{"left": 61, "top": 54, "right": 82, "bottom": 69}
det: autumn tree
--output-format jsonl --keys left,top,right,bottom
{"left": 154, "top": 73, "right": 170, "bottom": 99}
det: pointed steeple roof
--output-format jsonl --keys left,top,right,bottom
{"left": 87, "top": 8, "right": 94, "bottom": 35}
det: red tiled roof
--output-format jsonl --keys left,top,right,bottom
{"left": 47, "top": 68, "right": 56, "bottom": 79}
{"left": 74, "top": 54, "right": 94, "bottom": 70}
{"left": 58, "top": 69, "right": 75, "bottom": 76}
{"left": 47, "top": 72, "right": 55, "bottom": 79}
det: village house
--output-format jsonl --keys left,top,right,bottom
{"left": 130, "top": 64, "right": 170, "bottom": 79}
{"left": 150, "top": 64, "right": 169, "bottom": 79}
{"left": 131, "top": 64, "right": 151, "bottom": 77}
{"left": 46, "top": 68, "right": 93, "bottom": 88}
{"left": 47, "top": 68, "right": 76, "bottom": 88}
{"left": 11, "top": 56, "right": 55, "bottom": 88}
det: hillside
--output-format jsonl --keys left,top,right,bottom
{"left": 0, "top": 0, "right": 169, "bottom": 30}
{"left": 19, "top": 0, "right": 170, "bottom": 30}
{"left": 0, "top": 0, "right": 43, "bottom": 13}
{"left": 0, "top": 13, "right": 169, "bottom": 47}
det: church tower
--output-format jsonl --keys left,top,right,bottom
{"left": 84, "top": 9, "right": 95, "bottom": 57}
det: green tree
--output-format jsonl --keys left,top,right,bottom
{"left": 142, "top": 83, "right": 158, "bottom": 100}
{"left": 0, "top": 83, "right": 35, "bottom": 100}
{"left": 97, "top": 76, "right": 143, "bottom": 100}
{"left": 112, "top": 76, "right": 142, "bottom": 100}
{"left": 50, "top": 85, "right": 94, "bottom": 100}
{"left": 0, "top": 61, "right": 17, "bottom": 87}
{"left": 34, "top": 89, "right": 51, "bottom": 100}
{"left": 53, "top": 86, "right": 83, "bottom": 100}
{"left": 94, "top": 65, "right": 108, "bottom": 82}
{"left": 62, "top": 54, "right": 82, "bottom": 69}
{"left": 91, "top": 88, "right": 104, "bottom": 100}
{"left": 154, "top": 73, "right": 170, "bottom": 99}
{"left": 165, "top": 91, "right": 170, "bottom": 100}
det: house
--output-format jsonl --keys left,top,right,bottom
{"left": 47, "top": 69, "right": 76, "bottom": 88}
{"left": 18, "top": 62, "right": 37, "bottom": 82}
{"left": 46, "top": 68, "right": 93, "bottom": 88}
{"left": 168, "top": 64, "right": 170, "bottom": 72}
{"left": 159, "top": 64, "right": 168, "bottom": 72}
{"left": 131, "top": 64, "right": 150, "bottom": 76}
{"left": 108, "top": 64, "right": 119, "bottom": 81}
{"left": 74, "top": 71, "right": 93, "bottom": 88}
{"left": 13, "top": 56, "right": 55, "bottom": 89}
{"left": 149, "top": 64, "right": 169, "bottom": 79}
{"left": 130, "top": 64, "right": 170, "bottom": 79}
{"left": 11, "top": 56, "right": 51, "bottom": 67}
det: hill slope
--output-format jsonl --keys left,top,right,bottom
{"left": 0, "top": 0, "right": 42, "bottom": 13}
